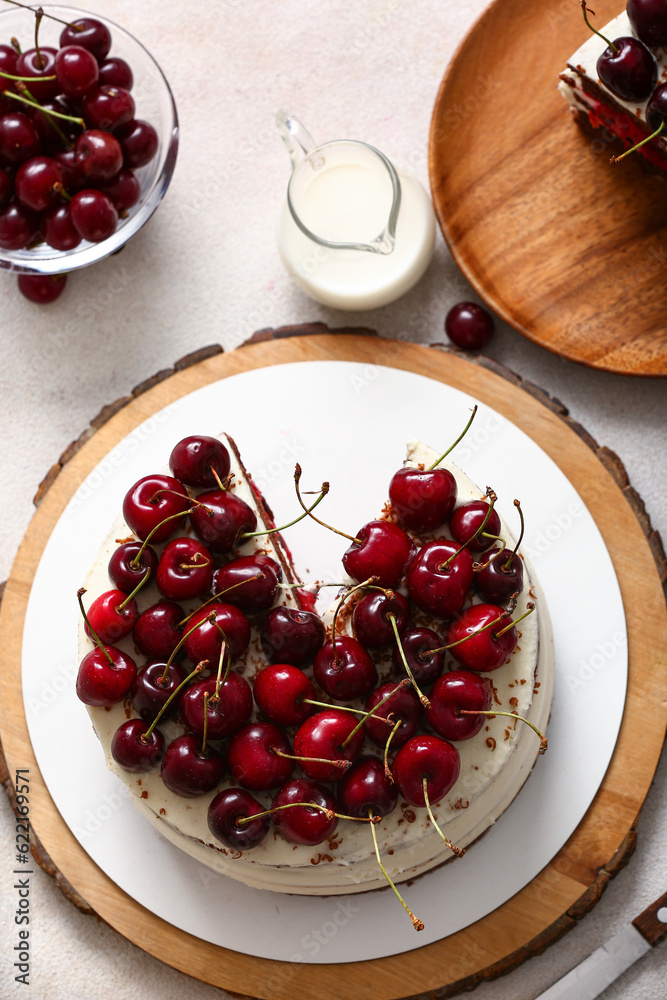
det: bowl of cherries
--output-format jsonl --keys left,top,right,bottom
{"left": 0, "top": 3, "right": 178, "bottom": 280}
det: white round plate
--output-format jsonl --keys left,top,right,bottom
{"left": 21, "top": 361, "right": 626, "bottom": 964}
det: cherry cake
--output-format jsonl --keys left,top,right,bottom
{"left": 77, "top": 431, "right": 554, "bottom": 898}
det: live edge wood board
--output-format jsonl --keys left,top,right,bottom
{"left": 1, "top": 330, "right": 666, "bottom": 1000}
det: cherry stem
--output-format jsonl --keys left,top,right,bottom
{"left": 0, "top": 0, "right": 77, "bottom": 28}
{"left": 294, "top": 464, "right": 361, "bottom": 544}
{"left": 422, "top": 778, "right": 465, "bottom": 858}
{"left": 303, "top": 698, "right": 371, "bottom": 718}
{"left": 130, "top": 507, "right": 199, "bottom": 568}
{"left": 428, "top": 611, "right": 510, "bottom": 656}
{"left": 236, "top": 801, "right": 335, "bottom": 827}
{"left": 438, "top": 489, "right": 496, "bottom": 571}
{"left": 210, "top": 467, "right": 227, "bottom": 491}
{"left": 473, "top": 536, "right": 507, "bottom": 572}
{"left": 459, "top": 708, "right": 547, "bottom": 754}
{"left": 177, "top": 573, "right": 264, "bottom": 627}
{"left": 330, "top": 576, "right": 379, "bottom": 661}
{"left": 179, "top": 557, "right": 211, "bottom": 571}
{"left": 160, "top": 612, "right": 216, "bottom": 683}
{"left": 271, "top": 747, "right": 350, "bottom": 771}
{"left": 368, "top": 807, "right": 424, "bottom": 931}
{"left": 387, "top": 613, "right": 430, "bottom": 708}
{"left": 241, "top": 483, "right": 330, "bottom": 540}
{"left": 200, "top": 692, "right": 209, "bottom": 756}
{"left": 212, "top": 627, "right": 230, "bottom": 701}
{"left": 10, "top": 37, "right": 21, "bottom": 55}
{"left": 0, "top": 67, "right": 56, "bottom": 81}
{"left": 503, "top": 500, "right": 524, "bottom": 572}
{"left": 116, "top": 565, "right": 152, "bottom": 611}
{"left": 580, "top": 1, "right": 617, "bottom": 53}
{"left": 427, "top": 404, "right": 478, "bottom": 471}
{"left": 384, "top": 717, "right": 402, "bottom": 780}
{"left": 142, "top": 661, "right": 207, "bottom": 742}
{"left": 77, "top": 588, "right": 113, "bottom": 667}
{"left": 611, "top": 120, "right": 665, "bottom": 164}
{"left": 2, "top": 87, "right": 85, "bottom": 126}
{"left": 52, "top": 181, "right": 71, "bottom": 201}
{"left": 495, "top": 601, "right": 534, "bottom": 637}
{"left": 341, "top": 678, "right": 411, "bottom": 749}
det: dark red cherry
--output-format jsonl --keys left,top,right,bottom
{"left": 227, "top": 721, "right": 294, "bottom": 791}
{"left": 363, "top": 682, "right": 422, "bottom": 749}
{"left": 111, "top": 718, "right": 165, "bottom": 773}
{"left": 313, "top": 636, "right": 378, "bottom": 701}
{"left": 76, "top": 645, "right": 136, "bottom": 705}
{"left": 117, "top": 118, "right": 158, "bottom": 168}
{"left": 253, "top": 663, "right": 315, "bottom": 727}
{"left": 449, "top": 500, "right": 501, "bottom": 552}
{"left": 108, "top": 540, "right": 158, "bottom": 592}
{"left": 445, "top": 301, "right": 495, "bottom": 351}
{"left": 84, "top": 589, "right": 137, "bottom": 644}
{"left": 42, "top": 204, "right": 82, "bottom": 250}
{"left": 122, "top": 473, "right": 190, "bottom": 542}
{"left": 337, "top": 755, "right": 398, "bottom": 818}
{"left": 82, "top": 85, "right": 135, "bottom": 132}
{"left": 17, "top": 274, "right": 68, "bottom": 304}
{"left": 392, "top": 734, "right": 461, "bottom": 807}
{"left": 211, "top": 554, "right": 282, "bottom": 614}
{"left": 69, "top": 189, "right": 118, "bottom": 242}
{"left": 55, "top": 45, "right": 99, "bottom": 97}
{"left": 352, "top": 590, "right": 410, "bottom": 648}
{"left": 597, "top": 36, "right": 657, "bottom": 103}
{"left": 75, "top": 129, "right": 123, "bottom": 182}
{"left": 342, "top": 520, "right": 416, "bottom": 589}
{"left": 0, "top": 202, "right": 39, "bottom": 250}
{"left": 182, "top": 602, "right": 250, "bottom": 665}
{"left": 133, "top": 600, "right": 184, "bottom": 660}
{"left": 389, "top": 466, "right": 457, "bottom": 533}
{"left": 190, "top": 489, "right": 257, "bottom": 553}
{"left": 98, "top": 56, "right": 133, "bottom": 90}
{"left": 99, "top": 167, "right": 140, "bottom": 212}
{"left": 425, "top": 671, "right": 493, "bottom": 741}
{"left": 14, "top": 156, "right": 65, "bottom": 212}
{"left": 208, "top": 787, "right": 269, "bottom": 850}
{"left": 260, "top": 606, "right": 325, "bottom": 666}
{"left": 0, "top": 167, "right": 11, "bottom": 208}
{"left": 293, "top": 710, "right": 365, "bottom": 782}
{"left": 406, "top": 540, "right": 474, "bottom": 620}
{"left": 392, "top": 627, "right": 446, "bottom": 688}
{"left": 627, "top": 0, "right": 667, "bottom": 47}
{"left": 0, "top": 113, "right": 40, "bottom": 167}
{"left": 474, "top": 549, "right": 524, "bottom": 605}
{"left": 52, "top": 147, "right": 83, "bottom": 190}
{"left": 15, "top": 48, "right": 59, "bottom": 101}
{"left": 445, "top": 603, "right": 517, "bottom": 672}
{"left": 0, "top": 44, "right": 17, "bottom": 80}
{"left": 60, "top": 19, "right": 112, "bottom": 62}
{"left": 646, "top": 83, "right": 667, "bottom": 133}
{"left": 272, "top": 778, "right": 338, "bottom": 846}
{"left": 169, "top": 435, "right": 231, "bottom": 488}
{"left": 180, "top": 673, "right": 253, "bottom": 740}
{"left": 161, "top": 734, "right": 225, "bottom": 797}
{"left": 131, "top": 660, "right": 187, "bottom": 723}
{"left": 156, "top": 537, "right": 213, "bottom": 601}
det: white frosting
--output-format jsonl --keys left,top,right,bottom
{"left": 80, "top": 436, "right": 554, "bottom": 895}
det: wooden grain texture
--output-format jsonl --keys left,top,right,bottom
{"left": 633, "top": 891, "right": 667, "bottom": 947}
{"left": 429, "top": 0, "right": 667, "bottom": 376}
{"left": 1, "top": 333, "right": 666, "bottom": 1000}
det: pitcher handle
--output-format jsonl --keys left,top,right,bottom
{"left": 275, "top": 111, "right": 317, "bottom": 169}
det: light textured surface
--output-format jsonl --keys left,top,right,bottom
{"left": 0, "top": 1, "right": 665, "bottom": 998}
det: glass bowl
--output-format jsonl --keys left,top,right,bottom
{"left": 0, "top": 4, "right": 178, "bottom": 275}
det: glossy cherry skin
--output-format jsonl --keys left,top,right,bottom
{"left": 98, "top": 56, "right": 134, "bottom": 90}
{"left": 160, "top": 735, "right": 225, "bottom": 797}
{"left": 425, "top": 671, "right": 493, "bottom": 741}
{"left": 227, "top": 721, "right": 294, "bottom": 791}
{"left": 133, "top": 600, "right": 184, "bottom": 660}
{"left": 17, "top": 274, "right": 68, "bottom": 304}
{"left": 182, "top": 602, "right": 250, "bottom": 665}
{"left": 76, "top": 645, "right": 136, "bottom": 705}
{"left": 84, "top": 589, "right": 137, "bottom": 644}
{"left": 628, "top": 0, "right": 667, "bottom": 47}
{"left": 445, "top": 302, "right": 495, "bottom": 351}
{"left": 108, "top": 540, "right": 158, "bottom": 592}
{"left": 0, "top": 167, "right": 10, "bottom": 208}
{"left": 15, "top": 48, "right": 60, "bottom": 102}
{"left": 272, "top": 778, "right": 338, "bottom": 846}
{"left": 55, "top": 45, "right": 99, "bottom": 97}
{"left": 352, "top": 590, "right": 410, "bottom": 648}
{"left": 392, "top": 626, "right": 446, "bottom": 688}
{"left": 208, "top": 787, "right": 269, "bottom": 850}
{"left": 75, "top": 129, "right": 123, "bottom": 182}
{"left": 83, "top": 85, "right": 135, "bottom": 132}
{"left": 343, "top": 520, "right": 416, "bottom": 589}
{"left": 445, "top": 603, "right": 517, "bottom": 672}
{"left": 212, "top": 554, "right": 282, "bottom": 614}
{"left": 99, "top": 167, "right": 140, "bottom": 212}
{"left": 293, "top": 709, "right": 365, "bottom": 782}
{"left": 338, "top": 755, "right": 398, "bottom": 819}
{"left": 43, "top": 204, "right": 82, "bottom": 250}
{"left": 169, "top": 435, "right": 231, "bottom": 488}
{"left": 260, "top": 606, "right": 325, "bottom": 666}
{"left": 363, "top": 682, "right": 422, "bottom": 749}
{"left": 53, "top": 147, "right": 83, "bottom": 190}
{"left": 314, "top": 636, "right": 378, "bottom": 701}
{"left": 474, "top": 549, "right": 524, "bottom": 605}
{"left": 253, "top": 663, "right": 315, "bottom": 727}
{"left": 131, "top": 660, "right": 187, "bottom": 723}
{"left": 0, "top": 113, "right": 41, "bottom": 168}
{"left": 14, "top": 156, "right": 65, "bottom": 212}
{"left": 60, "top": 18, "right": 112, "bottom": 61}
{"left": 389, "top": 466, "right": 457, "bottom": 533}
{"left": 117, "top": 118, "right": 158, "bottom": 168}
{"left": 646, "top": 83, "right": 667, "bottom": 133}
{"left": 190, "top": 489, "right": 257, "bottom": 553}
{"left": 122, "top": 473, "right": 190, "bottom": 543}
{"left": 156, "top": 537, "right": 213, "bottom": 601}
{"left": 111, "top": 718, "right": 165, "bottom": 773}
{"left": 406, "top": 540, "right": 474, "bottom": 620}
{"left": 449, "top": 500, "right": 501, "bottom": 552}
{"left": 0, "top": 202, "right": 39, "bottom": 250}
{"left": 180, "top": 673, "right": 253, "bottom": 740}
{"left": 69, "top": 189, "right": 118, "bottom": 242}
{"left": 392, "top": 734, "right": 461, "bottom": 807}
{"left": 597, "top": 36, "right": 657, "bottom": 103}
{"left": 0, "top": 44, "right": 17, "bottom": 79}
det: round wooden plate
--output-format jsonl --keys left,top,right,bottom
{"left": 429, "top": 0, "right": 667, "bottom": 377}
{"left": 1, "top": 330, "right": 666, "bottom": 999}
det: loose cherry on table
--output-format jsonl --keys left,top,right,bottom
{"left": 169, "top": 435, "right": 231, "bottom": 489}
{"left": 211, "top": 554, "right": 282, "bottom": 614}
{"left": 17, "top": 273, "right": 68, "bottom": 304}
{"left": 352, "top": 589, "right": 410, "bottom": 648}
{"left": 133, "top": 599, "right": 184, "bottom": 660}
{"left": 581, "top": 2, "right": 657, "bottom": 102}
{"left": 293, "top": 709, "right": 365, "bottom": 782}
{"left": 424, "top": 670, "right": 493, "bottom": 741}
{"left": 260, "top": 605, "right": 325, "bottom": 666}
{"left": 406, "top": 539, "right": 474, "bottom": 620}
{"left": 182, "top": 601, "right": 250, "bottom": 665}
{"left": 227, "top": 721, "right": 295, "bottom": 791}
{"left": 207, "top": 787, "right": 271, "bottom": 851}
{"left": 156, "top": 536, "right": 213, "bottom": 601}
{"left": 252, "top": 663, "right": 315, "bottom": 727}
{"left": 444, "top": 302, "right": 495, "bottom": 352}
{"left": 271, "top": 778, "right": 338, "bottom": 846}
{"left": 627, "top": 0, "right": 667, "bottom": 47}
{"left": 313, "top": 636, "right": 378, "bottom": 702}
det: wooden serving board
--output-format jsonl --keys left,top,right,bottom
{"left": 1, "top": 329, "right": 666, "bottom": 999}
{"left": 429, "top": 0, "right": 667, "bottom": 377}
